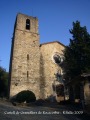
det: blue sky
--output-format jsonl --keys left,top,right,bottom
{"left": 0, "top": 0, "right": 90, "bottom": 71}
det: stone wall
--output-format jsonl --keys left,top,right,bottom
{"left": 84, "top": 80, "right": 90, "bottom": 104}
{"left": 9, "top": 13, "right": 65, "bottom": 100}
{"left": 40, "top": 42, "right": 65, "bottom": 99}
{"left": 9, "top": 13, "right": 40, "bottom": 99}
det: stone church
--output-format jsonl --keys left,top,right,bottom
{"left": 8, "top": 13, "right": 65, "bottom": 101}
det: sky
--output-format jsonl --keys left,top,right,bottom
{"left": 0, "top": 0, "right": 90, "bottom": 71}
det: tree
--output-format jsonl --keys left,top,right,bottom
{"left": 0, "top": 66, "right": 8, "bottom": 97}
{"left": 63, "top": 21, "right": 90, "bottom": 82}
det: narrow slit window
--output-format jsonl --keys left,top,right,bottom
{"left": 27, "top": 54, "right": 29, "bottom": 60}
{"left": 26, "top": 19, "right": 30, "bottom": 30}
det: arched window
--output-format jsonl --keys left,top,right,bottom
{"left": 26, "top": 19, "right": 30, "bottom": 30}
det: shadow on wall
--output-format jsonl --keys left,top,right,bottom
{"left": 39, "top": 54, "right": 46, "bottom": 99}
{"left": 52, "top": 84, "right": 64, "bottom": 102}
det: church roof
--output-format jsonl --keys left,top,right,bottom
{"left": 40, "top": 41, "right": 65, "bottom": 47}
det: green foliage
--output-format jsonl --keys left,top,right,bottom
{"left": 0, "top": 67, "right": 8, "bottom": 80}
{"left": 63, "top": 21, "right": 90, "bottom": 81}
{"left": 16, "top": 90, "right": 36, "bottom": 103}
{"left": 0, "top": 66, "right": 8, "bottom": 97}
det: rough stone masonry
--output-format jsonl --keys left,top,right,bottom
{"left": 8, "top": 13, "right": 65, "bottom": 101}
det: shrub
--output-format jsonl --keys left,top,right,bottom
{"left": 16, "top": 90, "right": 36, "bottom": 103}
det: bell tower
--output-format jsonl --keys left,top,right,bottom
{"left": 9, "top": 13, "right": 40, "bottom": 98}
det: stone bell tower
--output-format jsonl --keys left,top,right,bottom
{"left": 9, "top": 13, "right": 40, "bottom": 98}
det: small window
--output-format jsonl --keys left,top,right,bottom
{"left": 26, "top": 19, "right": 30, "bottom": 30}
{"left": 27, "top": 54, "right": 29, "bottom": 60}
